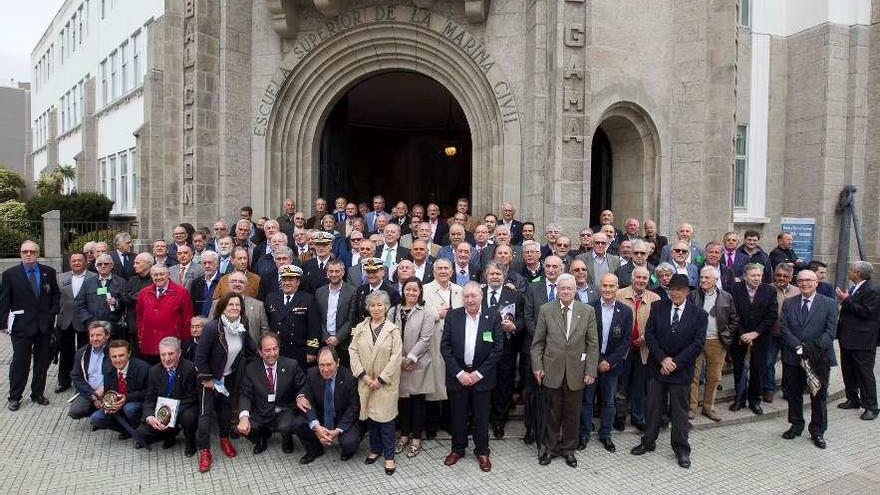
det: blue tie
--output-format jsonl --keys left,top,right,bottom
{"left": 324, "top": 379, "right": 335, "bottom": 429}
{"left": 165, "top": 368, "right": 176, "bottom": 396}
{"left": 849, "top": 285, "right": 856, "bottom": 296}
{"left": 28, "top": 268, "right": 39, "bottom": 296}
{"left": 801, "top": 299, "right": 810, "bottom": 321}
{"left": 548, "top": 284, "right": 556, "bottom": 302}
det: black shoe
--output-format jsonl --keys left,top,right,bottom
{"left": 340, "top": 452, "right": 353, "bottom": 461}
{"left": 613, "top": 417, "right": 625, "bottom": 432}
{"left": 660, "top": 414, "right": 669, "bottom": 429}
{"left": 364, "top": 454, "right": 380, "bottom": 465}
{"left": 749, "top": 402, "right": 764, "bottom": 415}
{"left": 385, "top": 461, "right": 396, "bottom": 475}
{"left": 253, "top": 437, "right": 267, "bottom": 455}
{"left": 564, "top": 454, "right": 577, "bottom": 468}
{"left": 493, "top": 424, "right": 505, "bottom": 439}
{"left": 729, "top": 401, "right": 744, "bottom": 412}
{"left": 229, "top": 430, "right": 240, "bottom": 439}
{"left": 54, "top": 384, "right": 71, "bottom": 394}
{"left": 861, "top": 409, "right": 879, "bottom": 421}
{"left": 31, "top": 396, "right": 49, "bottom": 406}
{"left": 185, "top": 443, "right": 197, "bottom": 457}
{"left": 7, "top": 400, "right": 20, "bottom": 412}
{"left": 282, "top": 435, "right": 294, "bottom": 453}
{"left": 538, "top": 453, "right": 551, "bottom": 465}
{"left": 677, "top": 453, "right": 691, "bottom": 468}
{"left": 162, "top": 437, "right": 177, "bottom": 450}
{"left": 600, "top": 438, "right": 616, "bottom": 453}
{"left": 118, "top": 432, "right": 132, "bottom": 440}
{"left": 838, "top": 400, "right": 861, "bottom": 410}
{"left": 811, "top": 435, "right": 826, "bottom": 449}
{"left": 425, "top": 430, "right": 437, "bottom": 440}
{"left": 633, "top": 421, "right": 646, "bottom": 432}
{"left": 576, "top": 436, "right": 588, "bottom": 451}
{"left": 782, "top": 427, "right": 802, "bottom": 440}
{"left": 630, "top": 443, "right": 655, "bottom": 455}
{"left": 523, "top": 430, "right": 535, "bottom": 445}
{"left": 299, "top": 451, "right": 324, "bottom": 464}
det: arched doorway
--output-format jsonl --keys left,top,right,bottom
{"left": 319, "top": 72, "right": 472, "bottom": 212}
{"left": 590, "top": 102, "right": 660, "bottom": 225}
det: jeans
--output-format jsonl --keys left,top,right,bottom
{"left": 90, "top": 401, "right": 143, "bottom": 432}
{"left": 367, "top": 419, "right": 396, "bottom": 460}
{"left": 580, "top": 372, "right": 620, "bottom": 440}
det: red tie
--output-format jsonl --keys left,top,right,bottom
{"left": 630, "top": 297, "right": 642, "bottom": 348}
{"left": 266, "top": 367, "right": 275, "bottom": 392}
{"left": 117, "top": 371, "right": 127, "bottom": 396}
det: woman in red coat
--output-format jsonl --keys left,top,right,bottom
{"left": 136, "top": 265, "right": 193, "bottom": 364}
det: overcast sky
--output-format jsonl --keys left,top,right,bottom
{"left": 0, "top": 0, "right": 65, "bottom": 83}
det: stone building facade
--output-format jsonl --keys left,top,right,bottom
{"left": 133, "top": 0, "right": 880, "bottom": 274}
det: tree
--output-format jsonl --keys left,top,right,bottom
{"left": 0, "top": 166, "right": 26, "bottom": 203}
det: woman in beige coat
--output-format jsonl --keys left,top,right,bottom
{"left": 421, "top": 258, "right": 463, "bottom": 438}
{"left": 388, "top": 277, "right": 437, "bottom": 458}
{"left": 349, "top": 290, "right": 402, "bottom": 475}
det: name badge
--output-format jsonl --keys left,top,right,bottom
{"left": 580, "top": 353, "right": 587, "bottom": 362}
{"left": 482, "top": 331, "right": 493, "bottom": 343}
{"left": 96, "top": 287, "right": 108, "bottom": 296}
{"left": 267, "top": 394, "right": 276, "bottom": 403}
{"left": 611, "top": 326, "right": 622, "bottom": 339}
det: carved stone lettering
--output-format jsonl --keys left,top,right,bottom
{"left": 563, "top": 86, "right": 583, "bottom": 112}
{"left": 562, "top": 118, "right": 583, "bottom": 143}
{"left": 563, "top": 58, "right": 584, "bottom": 80}
{"left": 564, "top": 25, "right": 585, "bottom": 47}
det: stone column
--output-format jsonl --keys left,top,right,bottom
{"left": 77, "top": 77, "right": 98, "bottom": 191}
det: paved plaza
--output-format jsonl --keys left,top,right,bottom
{"left": 0, "top": 337, "right": 878, "bottom": 495}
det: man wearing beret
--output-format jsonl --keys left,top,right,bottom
{"left": 265, "top": 265, "right": 321, "bottom": 369}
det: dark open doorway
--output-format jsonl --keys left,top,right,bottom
{"left": 319, "top": 71, "right": 472, "bottom": 215}
{"left": 590, "top": 126, "right": 613, "bottom": 227}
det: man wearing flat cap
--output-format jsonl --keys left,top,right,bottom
{"left": 265, "top": 265, "right": 321, "bottom": 370}
{"left": 631, "top": 273, "right": 707, "bottom": 469}
{"left": 301, "top": 231, "right": 338, "bottom": 293}
{"left": 349, "top": 258, "right": 401, "bottom": 326}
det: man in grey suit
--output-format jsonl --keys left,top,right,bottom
{"left": 75, "top": 254, "right": 128, "bottom": 338}
{"left": 575, "top": 233, "right": 620, "bottom": 287}
{"left": 55, "top": 252, "right": 97, "bottom": 393}
{"left": 779, "top": 269, "right": 838, "bottom": 449}
{"left": 531, "top": 273, "right": 599, "bottom": 468}
{"left": 168, "top": 245, "right": 204, "bottom": 289}
{"left": 315, "top": 259, "right": 356, "bottom": 365}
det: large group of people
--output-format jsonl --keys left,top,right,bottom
{"left": 1, "top": 196, "right": 878, "bottom": 474}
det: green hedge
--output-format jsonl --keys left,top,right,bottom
{"left": 67, "top": 228, "right": 124, "bottom": 256}
{"left": 0, "top": 200, "right": 29, "bottom": 230}
{"left": 26, "top": 192, "right": 114, "bottom": 222}
{"left": 0, "top": 224, "right": 30, "bottom": 257}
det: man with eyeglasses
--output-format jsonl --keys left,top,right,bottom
{"left": 1, "top": 240, "right": 61, "bottom": 411}
{"left": 575, "top": 232, "right": 621, "bottom": 288}
{"left": 668, "top": 241, "right": 699, "bottom": 288}
{"left": 574, "top": 228, "right": 593, "bottom": 257}
{"left": 554, "top": 235, "right": 574, "bottom": 270}
{"left": 763, "top": 263, "right": 799, "bottom": 403}
{"left": 214, "top": 247, "right": 261, "bottom": 301}
{"left": 569, "top": 259, "right": 599, "bottom": 305}
{"left": 76, "top": 254, "right": 128, "bottom": 338}
{"left": 520, "top": 241, "right": 544, "bottom": 283}
{"left": 168, "top": 225, "right": 193, "bottom": 264}
{"left": 778, "top": 270, "right": 837, "bottom": 449}
{"left": 615, "top": 239, "right": 655, "bottom": 288}
{"left": 208, "top": 220, "right": 229, "bottom": 252}
{"left": 540, "top": 224, "right": 562, "bottom": 259}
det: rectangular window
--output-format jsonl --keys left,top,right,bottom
{"left": 101, "top": 0, "right": 105, "bottom": 19}
{"left": 108, "top": 155, "right": 116, "bottom": 200}
{"left": 120, "top": 41, "right": 128, "bottom": 94}
{"left": 61, "top": 94, "right": 67, "bottom": 133}
{"left": 734, "top": 124, "right": 748, "bottom": 209}
{"left": 78, "top": 82, "right": 85, "bottom": 121}
{"left": 110, "top": 50, "right": 118, "bottom": 100}
{"left": 120, "top": 152, "right": 128, "bottom": 209}
{"left": 101, "top": 59, "right": 108, "bottom": 105}
{"left": 740, "top": 0, "right": 751, "bottom": 29}
{"left": 60, "top": 29, "right": 64, "bottom": 64}
{"left": 132, "top": 31, "right": 142, "bottom": 85}
{"left": 99, "top": 157, "right": 106, "bottom": 195}
{"left": 78, "top": 7, "right": 83, "bottom": 44}
{"left": 130, "top": 148, "right": 137, "bottom": 207}
{"left": 71, "top": 16, "right": 76, "bottom": 50}
{"left": 71, "top": 88, "right": 77, "bottom": 126}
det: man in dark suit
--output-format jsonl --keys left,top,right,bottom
{"left": 264, "top": 265, "right": 321, "bottom": 369}
{"left": 643, "top": 220, "right": 668, "bottom": 268}
{"left": 581, "top": 274, "right": 633, "bottom": 452}
{"left": 835, "top": 261, "right": 880, "bottom": 420}
{"left": 408, "top": 240, "right": 435, "bottom": 284}
{"left": 721, "top": 231, "right": 750, "bottom": 277}
{"left": 631, "top": 274, "right": 707, "bottom": 469}
{"left": 452, "top": 243, "right": 481, "bottom": 287}
{"left": 738, "top": 230, "right": 772, "bottom": 283}
{"left": 109, "top": 232, "right": 135, "bottom": 280}
{"left": 363, "top": 195, "right": 388, "bottom": 235}
{"left": 1, "top": 240, "right": 61, "bottom": 411}
{"left": 531, "top": 273, "right": 599, "bottom": 467}
{"left": 293, "top": 346, "right": 364, "bottom": 463}
{"left": 238, "top": 333, "right": 306, "bottom": 454}
{"left": 374, "top": 223, "right": 410, "bottom": 280}
{"left": 90, "top": 340, "right": 151, "bottom": 446}
{"left": 482, "top": 261, "right": 525, "bottom": 439}
{"left": 301, "top": 231, "right": 337, "bottom": 293}
{"left": 441, "top": 282, "right": 503, "bottom": 473}
{"left": 121, "top": 252, "right": 155, "bottom": 347}
{"left": 769, "top": 232, "right": 807, "bottom": 271}
{"left": 136, "top": 336, "right": 199, "bottom": 455}
{"left": 349, "top": 258, "right": 400, "bottom": 326}
{"left": 729, "top": 263, "right": 777, "bottom": 414}
{"left": 425, "top": 203, "right": 449, "bottom": 246}
{"left": 499, "top": 202, "right": 524, "bottom": 245}
{"left": 779, "top": 269, "right": 837, "bottom": 448}
{"left": 55, "top": 252, "right": 97, "bottom": 393}
{"left": 699, "top": 242, "right": 736, "bottom": 293}
{"left": 521, "top": 255, "right": 565, "bottom": 444}
{"left": 76, "top": 254, "right": 128, "bottom": 337}
{"left": 315, "top": 260, "right": 356, "bottom": 366}
{"left": 189, "top": 251, "right": 222, "bottom": 317}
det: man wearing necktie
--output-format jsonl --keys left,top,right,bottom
{"left": 778, "top": 270, "right": 838, "bottom": 449}
{"left": 264, "top": 265, "right": 321, "bottom": 368}
{"left": 631, "top": 274, "right": 707, "bottom": 469}
{"left": 531, "top": 274, "right": 599, "bottom": 468}
{"left": 294, "top": 346, "right": 364, "bottom": 463}
{"left": 137, "top": 336, "right": 200, "bottom": 455}
{"left": 90, "top": 340, "right": 151, "bottom": 447}
{"left": 238, "top": 333, "right": 305, "bottom": 455}
{"left": 835, "top": 261, "right": 880, "bottom": 420}
{"left": 1, "top": 241, "right": 61, "bottom": 412}
{"left": 76, "top": 254, "right": 128, "bottom": 337}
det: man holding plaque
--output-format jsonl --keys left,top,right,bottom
{"left": 90, "top": 340, "right": 150, "bottom": 445}
{"left": 75, "top": 254, "right": 127, "bottom": 337}
{"left": 238, "top": 332, "right": 306, "bottom": 454}
{"left": 136, "top": 337, "right": 199, "bottom": 455}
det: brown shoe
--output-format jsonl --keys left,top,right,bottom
{"left": 444, "top": 452, "right": 463, "bottom": 466}
{"left": 701, "top": 409, "right": 722, "bottom": 422}
{"left": 762, "top": 392, "right": 774, "bottom": 403}
{"left": 478, "top": 455, "right": 492, "bottom": 472}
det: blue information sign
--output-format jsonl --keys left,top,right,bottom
{"left": 780, "top": 217, "right": 816, "bottom": 262}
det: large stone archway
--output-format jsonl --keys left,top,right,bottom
{"left": 590, "top": 101, "right": 661, "bottom": 224}
{"left": 256, "top": 6, "right": 521, "bottom": 217}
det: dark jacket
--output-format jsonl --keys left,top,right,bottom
{"left": 730, "top": 282, "right": 777, "bottom": 337}
{"left": 689, "top": 288, "right": 739, "bottom": 349}
{"left": 349, "top": 280, "right": 401, "bottom": 326}
{"left": 0, "top": 263, "right": 61, "bottom": 337}
{"left": 109, "top": 250, "right": 136, "bottom": 280}
{"left": 590, "top": 299, "right": 634, "bottom": 373}
{"left": 141, "top": 358, "right": 199, "bottom": 421}
{"left": 190, "top": 273, "right": 222, "bottom": 317}
{"left": 644, "top": 299, "right": 708, "bottom": 385}
{"left": 239, "top": 356, "right": 305, "bottom": 424}
{"left": 440, "top": 307, "right": 503, "bottom": 392}
{"left": 70, "top": 343, "right": 112, "bottom": 397}
{"left": 299, "top": 365, "right": 360, "bottom": 432}
{"left": 103, "top": 357, "right": 151, "bottom": 403}
{"left": 837, "top": 282, "right": 880, "bottom": 350}
{"left": 779, "top": 293, "right": 837, "bottom": 367}
{"left": 264, "top": 290, "right": 321, "bottom": 366}
{"left": 75, "top": 275, "right": 128, "bottom": 331}
{"left": 121, "top": 273, "right": 153, "bottom": 333}
{"left": 736, "top": 245, "right": 772, "bottom": 284}
{"left": 194, "top": 319, "right": 257, "bottom": 381}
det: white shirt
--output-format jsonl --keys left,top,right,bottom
{"left": 801, "top": 295, "right": 814, "bottom": 312}
{"left": 851, "top": 280, "right": 866, "bottom": 296}
{"left": 413, "top": 261, "right": 427, "bottom": 281}
{"left": 546, "top": 280, "right": 558, "bottom": 300}
{"left": 463, "top": 310, "right": 480, "bottom": 367}
{"left": 326, "top": 284, "right": 341, "bottom": 336}
{"left": 71, "top": 271, "right": 87, "bottom": 298}
{"left": 670, "top": 300, "right": 686, "bottom": 325}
